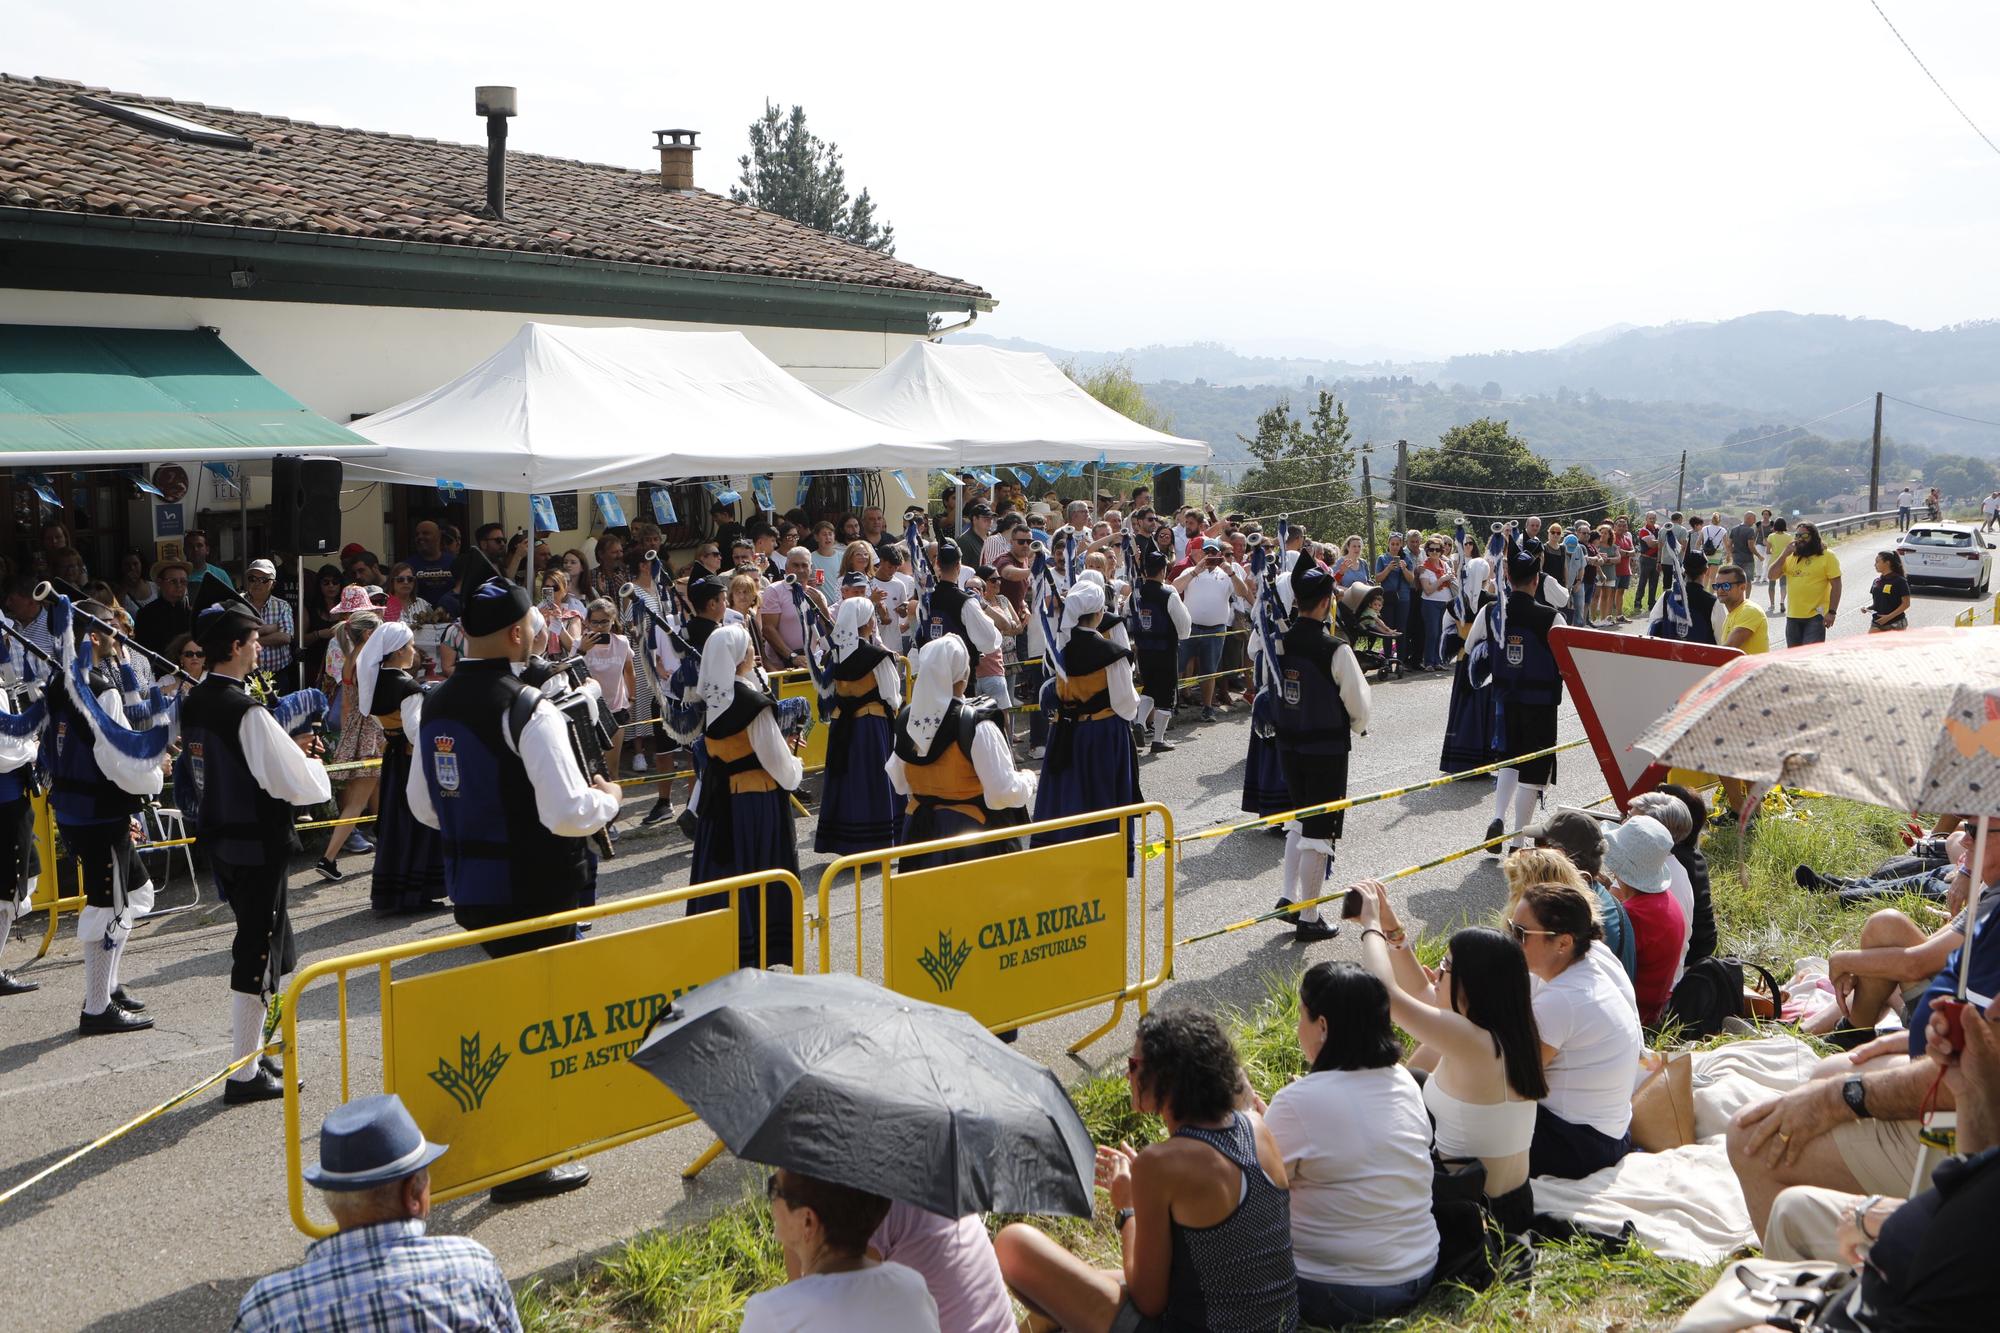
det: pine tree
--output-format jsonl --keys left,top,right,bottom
{"left": 731, "top": 102, "right": 897, "bottom": 254}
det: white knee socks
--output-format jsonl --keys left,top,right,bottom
{"left": 0, "top": 896, "right": 18, "bottom": 968}
{"left": 1295, "top": 847, "right": 1330, "bottom": 923}
{"left": 1512, "top": 783, "right": 1544, "bottom": 848}
{"left": 1280, "top": 824, "right": 1303, "bottom": 904}
{"left": 1151, "top": 707, "right": 1171, "bottom": 744}
{"left": 229, "top": 990, "right": 267, "bottom": 1082}
{"left": 1492, "top": 769, "right": 1520, "bottom": 822}
{"left": 110, "top": 881, "right": 153, "bottom": 997}
{"left": 79, "top": 904, "right": 119, "bottom": 1015}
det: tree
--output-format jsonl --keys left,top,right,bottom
{"left": 1066, "top": 362, "right": 1173, "bottom": 433}
{"left": 730, "top": 102, "right": 896, "bottom": 253}
{"left": 1228, "top": 390, "right": 1361, "bottom": 540}
{"left": 1404, "top": 417, "right": 1621, "bottom": 533}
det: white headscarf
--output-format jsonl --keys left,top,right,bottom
{"left": 698, "top": 623, "right": 754, "bottom": 727}
{"left": 831, "top": 596, "right": 875, "bottom": 663}
{"left": 354, "top": 621, "right": 413, "bottom": 716}
{"left": 1058, "top": 578, "right": 1106, "bottom": 649}
{"left": 905, "top": 635, "right": 969, "bottom": 752}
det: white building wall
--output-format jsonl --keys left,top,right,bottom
{"left": 0, "top": 287, "right": 928, "bottom": 560}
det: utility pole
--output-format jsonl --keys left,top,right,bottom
{"left": 1675, "top": 450, "right": 1687, "bottom": 515}
{"left": 1868, "top": 390, "right": 1885, "bottom": 512}
{"left": 1394, "top": 438, "right": 1409, "bottom": 533}
{"left": 1361, "top": 447, "right": 1377, "bottom": 567}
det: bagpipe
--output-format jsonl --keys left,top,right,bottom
{"left": 520, "top": 652, "right": 618, "bottom": 859}
{"left": 1247, "top": 519, "right": 1292, "bottom": 742}
{"left": 0, "top": 614, "right": 54, "bottom": 789}
{"left": 904, "top": 515, "right": 937, "bottom": 650}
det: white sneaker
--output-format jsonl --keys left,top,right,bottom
{"left": 630, "top": 753, "right": 649, "bottom": 772}
{"left": 1029, "top": 746, "right": 1045, "bottom": 760}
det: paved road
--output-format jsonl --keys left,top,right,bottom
{"left": 0, "top": 526, "right": 1951, "bottom": 1330}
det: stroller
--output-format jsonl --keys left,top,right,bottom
{"left": 1335, "top": 582, "right": 1402, "bottom": 678}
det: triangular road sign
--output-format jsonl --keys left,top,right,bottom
{"left": 1550, "top": 625, "right": 1740, "bottom": 813}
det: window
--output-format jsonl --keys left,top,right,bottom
{"left": 75, "top": 94, "right": 253, "bottom": 150}
{"left": 1907, "top": 529, "right": 1972, "bottom": 549}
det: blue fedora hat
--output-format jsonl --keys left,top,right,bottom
{"left": 302, "top": 1093, "right": 449, "bottom": 1192}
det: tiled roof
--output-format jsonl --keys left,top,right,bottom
{"left": 0, "top": 74, "right": 991, "bottom": 303}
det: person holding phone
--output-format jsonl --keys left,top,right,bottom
{"left": 582, "top": 598, "right": 636, "bottom": 780}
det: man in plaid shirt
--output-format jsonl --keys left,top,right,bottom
{"left": 234, "top": 1093, "right": 519, "bottom": 1332}
{"left": 244, "top": 559, "right": 297, "bottom": 690}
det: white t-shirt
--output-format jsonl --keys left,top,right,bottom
{"left": 1263, "top": 1066, "right": 1439, "bottom": 1285}
{"left": 1532, "top": 942, "right": 1644, "bottom": 1138}
{"left": 1181, "top": 565, "right": 1236, "bottom": 626}
{"left": 740, "top": 1262, "right": 940, "bottom": 1333}
{"left": 872, "top": 575, "right": 914, "bottom": 652}
{"left": 1664, "top": 858, "right": 1696, "bottom": 985}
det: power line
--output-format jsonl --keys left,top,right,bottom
{"left": 1880, "top": 393, "right": 2000, "bottom": 430}
{"left": 1869, "top": 0, "right": 2000, "bottom": 159}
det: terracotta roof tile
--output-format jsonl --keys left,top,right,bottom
{"left": 0, "top": 73, "right": 990, "bottom": 303}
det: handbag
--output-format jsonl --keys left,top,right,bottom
{"left": 1630, "top": 1049, "right": 1695, "bottom": 1152}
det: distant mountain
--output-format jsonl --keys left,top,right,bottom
{"left": 951, "top": 333, "right": 1441, "bottom": 390}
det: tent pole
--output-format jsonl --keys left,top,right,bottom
{"left": 239, "top": 463, "right": 249, "bottom": 571}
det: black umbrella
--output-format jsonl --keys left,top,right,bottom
{"left": 630, "top": 969, "right": 1096, "bottom": 1218}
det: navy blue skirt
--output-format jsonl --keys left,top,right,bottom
{"left": 1240, "top": 692, "right": 1291, "bottom": 816}
{"left": 816, "top": 713, "right": 901, "bottom": 854}
{"left": 1033, "top": 714, "right": 1141, "bottom": 870}
{"left": 689, "top": 787, "right": 800, "bottom": 968}
{"left": 371, "top": 743, "right": 445, "bottom": 912}
{"left": 1440, "top": 656, "right": 1495, "bottom": 774}
{"left": 898, "top": 799, "right": 1028, "bottom": 872}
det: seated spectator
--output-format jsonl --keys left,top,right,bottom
{"left": 1256, "top": 960, "right": 1437, "bottom": 1327}
{"left": 1601, "top": 816, "right": 1688, "bottom": 1024}
{"left": 1521, "top": 818, "right": 1636, "bottom": 979}
{"left": 233, "top": 1093, "right": 519, "bottom": 1332}
{"left": 1350, "top": 883, "right": 1546, "bottom": 1231}
{"left": 1510, "top": 876, "right": 1643, "bottom": 1179}
{"left": 1727, "top": 816, "right": 2000, "bottom": 1240}
{"left": 1656, "top": 782, "right": 1719, "bottom": 966}
{"left": 995, "top": 1008, "right": 1300, "bottom": 1332}
{"left": 1795, "top": 815, "right": 1961, "bottom": 905}
{"left": 868, "top": 1199, "right": 1013, "bottom": 1333}
{"left": 1628, "top": 792, "right": 1700, "bottom": 979}
{"left": 745, "top": 1171, "right": 939, "bottom": 1332}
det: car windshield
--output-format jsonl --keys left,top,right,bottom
{"left": 1906, "top": 529, "right": 1972, "bottom": 549}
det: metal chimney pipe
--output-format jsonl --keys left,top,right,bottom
{"left": 475, "top": 86, "right": 518, "bottom": 220}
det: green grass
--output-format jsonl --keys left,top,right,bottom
{"left": 521, "top": 793, "right": 1921, "bottom": 1332}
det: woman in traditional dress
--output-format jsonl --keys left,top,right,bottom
{"left": 356, "top": 622, "right": 444, "bottom": 913}
{"left": 887, "top": 636, "right": 1036, "bottom": 872}
{"left": 1440, "top": 542, "right": 1496, "bottom": 775}
{"left": 1031, "top": 580, "right": 1143, "bottom": 866}
{"left": 814, "top": 597, "right": 903, "bottom": 854}
{"left": 686, "top": 624, "right": 802, "bottom": 968}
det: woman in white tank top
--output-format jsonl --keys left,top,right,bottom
{"left": 1349, "top": 882, "right": 1548, "bottom": 1220}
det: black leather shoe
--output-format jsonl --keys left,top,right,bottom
{"left": 1793, "top": 864, "right": 1822, "bottom": 891}
{"left": 111, "top": 985, "right": 145, "bottom": 1012}
{"left": 1274, "top": 897, "right": 1301, "bottom": 925}
{"left": 492, "top": 1163, "right": 591, "bottom": 1202}
{"left": 1294, "top": 917, "right": 1340, "bottom": 943}
{"left": 223, "top": 1068, "right": 285, "bottom": 1105}
{"left": 0, "top": 970, "right": 38, "bottom": 996}
{"left": 1483, "top": 817, "right": 1506, "bottom": 850}
{"left": 79, "top": 1005, "right": 154, "bottom": 1036}
{"left": 1149, "top": 740, "right": 1176, "bottom": 755}
{"left": 258, "top": 1055, "right": 301, "bottom": 1091}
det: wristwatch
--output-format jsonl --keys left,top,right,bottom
{"left": 1114, "top": 1207, "right": 1135, "bottom": 1231}
{"left": 1843, "top": 1073, "right": 1871, "bottom": 1120}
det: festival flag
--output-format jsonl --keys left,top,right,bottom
{"left": 592, "top": 492, "right": 627, "bottom": 528}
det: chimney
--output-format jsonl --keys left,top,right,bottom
{"left": 655, "top": 129, "right": 699, "bottom": 191}
{"left": 475, "top": 86, "right": 518, "bottom": 220}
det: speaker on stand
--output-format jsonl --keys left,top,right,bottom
{"left": 269, "top": 456, "right": 343, "bottom": 556}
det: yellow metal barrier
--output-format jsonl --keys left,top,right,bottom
{"left": 816, "top": 802, "right": 1173, "bottom": 1053}
{"left": 26, "top": 793, "right": 83, "bottom": 960}
{"left": 279, "top": 870, "right": 803, "bottom": 1238}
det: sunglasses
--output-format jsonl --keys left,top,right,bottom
{"left": 1508, "top": 921, "right": 1560, "bottom": 944}
{"left": 764, "top": 1173, "right": 797, "bottom": 1208}
{"left": 180, "top": 650, "right": 204, "bottom": 662}
{"left": 394, "top": 575, "right": 415, "bottom": 583}
{"left": 1712, "top": 580, "right": 1737, "bottom": 591}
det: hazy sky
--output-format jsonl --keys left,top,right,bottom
{"left": 10, "top": 1, "right": 2000, "bottom": 358}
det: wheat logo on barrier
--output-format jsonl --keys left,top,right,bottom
{"left": 917, "top": 929, "right": 973, "bottom": 993}
{"left": 429, "top": 1032, "right": 509, "bottom": 1112}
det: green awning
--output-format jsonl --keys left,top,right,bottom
{"left": 0, "top": 324, "right": 376, "bottom": 461}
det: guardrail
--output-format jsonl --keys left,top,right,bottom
{"left": 1817, "top": 508, "right": 1902, "bottom": 539}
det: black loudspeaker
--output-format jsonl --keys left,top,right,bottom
{"left": 1153, "top": 465, "right": 1185, "bottom": 514}
{"left": 269, "top": 455, "right": 343, "bottom": 555}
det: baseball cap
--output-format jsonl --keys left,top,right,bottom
{"left": 965, "top": 502, "right": 994, "bottom": 518}
{"left": 246, "top": 558, "right": 277, "bottom": 578}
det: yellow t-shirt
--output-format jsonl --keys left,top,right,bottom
{"left": 1765, "top": 531, "right": 1792, "bottom": 568}
{"left": 1724, "top": 600, "right": 1769, "bottom": 654}
{"left": 1781, "top": 550, "right": 1841, "bottom": 617}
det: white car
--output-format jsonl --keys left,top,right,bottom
{"left": 1897, "top": 522, "right": 1995, "bottom": 595}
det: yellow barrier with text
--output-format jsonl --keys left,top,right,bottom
{"left": 818, "top": 802, "right": 1172, "bottom": 1051}
{"left": 281, "top": 872, "right": 802, "bottom": 1238}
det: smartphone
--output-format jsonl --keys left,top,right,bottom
{"left": 1340, "top": 888, "right": 1365, "bottom": 920}
{"left": 1933, "top": 989, "right": 1993, "bottom": 1054}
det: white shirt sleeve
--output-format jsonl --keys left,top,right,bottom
{"left": 1710, "top": 601, "right": 1729, "bottom": 643}
{"left": 1465, "top": 608, "right": 1490, "bottom": 650}
{"left": 512, "top": 700, "right": 620, "bottom": 836}
{"left": 89, "top": 687, "right": 166, "bottom": 798}
{"left": 747, "top": 709, "right": 805, "bottom": 792}
{"left": 1108, "top": 657, "right": 1140, "bottom": 721}
{"left": 238, "top": 704, "right": 334, "bottom": 806}
{"left": 1331, "top": 644, "right": 1372, "bottom": 734}
{"left": 970, "top": 719, "right": 1036, "bottom": 809}
{"left": 404, "top": 696, "right": 439, "bottom": 830}
{"left": 1166, "top": 586, "right": 1193, "bottom": 638}
{"left": 886, "top": 753, "right": 910, "bottom": 796}
{"left": 1539, "top": 574, "right": 1571, "bottom": 609}
{"left": 873, "top": 657, "right": 904, "bottom": 711}
{"left": 962, "top": 598, "right": 1002, "bottom": 655}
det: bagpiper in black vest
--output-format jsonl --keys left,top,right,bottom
{"left": 925, "top": 581, "right": 976, "bottom": 659}
{"left": 179, "top": 673, "right": 301, "bottom": 866}
{"left": 1489, "top": 591, "right": 1563, "bottom": 705}
{"left": 417, "top": 658, "right": 590, "bottom": 911}
{"left": 1275, "top": 618, "right": 1353, "bottom": 759}
{"left": 49, "top": 662, "right": 141, "bottom": 829}
{"left": 1130, "top": 580, "right": 1180, "bottom": 656}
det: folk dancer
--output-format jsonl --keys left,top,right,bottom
{"left": 1242, "top": 539, "right": 1298, "bottom": 881}
{"left": 1439, "top": 533, "right": 1497, "bottom": 774}
{"left": 407, "top": 578, "right": 618, "bottom": 1194}
{"left": 181, "top": 605, "right": 334, "bottom": 1101}
{"left": 815, "top": 597, "right": 904, "bottom": 854}
{"left": 49, "top": 598, "right": 172, "bottom": 1035}
{"left": 356, "top": 622, "right": 444, "bottom": 913}
{"left": 686, "top": 623, "right": 805, "bottom": 968}
{"left": 888, "top": 636, "right": 1036, "bottom": 871}
{"left": 1031, "top": 580, "right": 1143, "bottom": 867}
{"left": 0, "top": 626, "right": 48, "bottom": 997}
{"left": 660, "top": 576, "right": 725, "bottom": 839}
{"left": 1467, "top": 541, "right": 1565, "bottom": 851}
{"left": 1131, "top": 550, "right": 1191, "bottom": 756}
{"left": 1272, "top": 564, "right": 1372, "bottom": 942}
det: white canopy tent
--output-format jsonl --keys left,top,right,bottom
{"left": 836, "top": 341, "right": 1209, "bottom": 467}
{"left": 344, "top": 322, "right": 948, "bottom": 491}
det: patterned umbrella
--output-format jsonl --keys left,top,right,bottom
{"left": 1634, "top": 625, "right": 2000, "bottom": 816}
